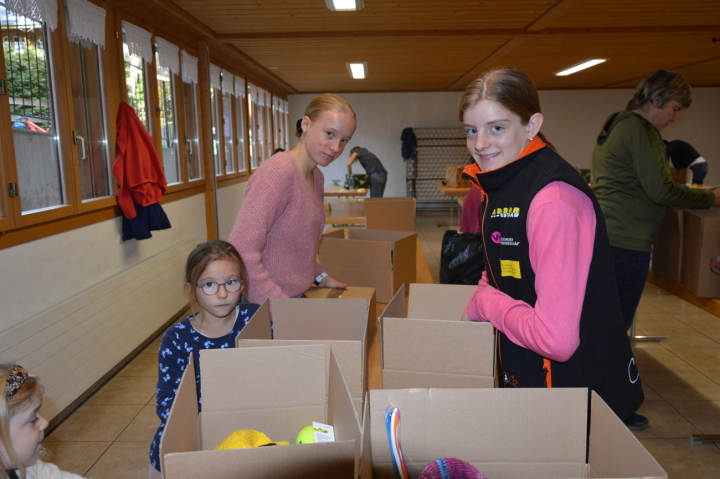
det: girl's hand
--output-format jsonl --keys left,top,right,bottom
{"left": 322, "top": 275, "right": 348, "bottom": 289}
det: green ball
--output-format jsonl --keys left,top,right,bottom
{"left": 296, "top": 425, "right": 316, "bottom": 444}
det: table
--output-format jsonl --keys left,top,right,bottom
{"left": 324, "top": 201, "right": 365, "bottom": 225}
{"left": 434, "top": 182, "right": 471, "bottom": 226}
{"left": 324, "top": 185, "right": 368, "bottom": 197}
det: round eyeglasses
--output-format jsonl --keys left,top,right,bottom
{"left": 196, "top": 278, "right": 243, "bottom": 295}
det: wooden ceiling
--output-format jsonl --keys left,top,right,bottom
{"left": 170, "top": 0, "right": 720, "bottom": 93}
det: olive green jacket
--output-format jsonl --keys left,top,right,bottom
{"left": 591, "top": 110, "right": 713, "bottom": 252}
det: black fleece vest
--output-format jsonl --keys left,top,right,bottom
{"left": 468, "top": 146, "right": 644, "bottom": 421}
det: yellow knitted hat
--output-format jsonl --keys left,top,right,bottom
{"left": 215, "top": 430, "right": 289, "bottom": 450}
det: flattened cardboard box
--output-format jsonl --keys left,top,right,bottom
{"left": 680, "top": 209, "right": 720, "bottom": 298}
{"left": 364, "top": 197, "right": 416, "bottom": 232}
{"left": 381, "top": 284, "right": 495, "bottom": 389}
{"left": 362, "top": 388, "right": 666, "bottom": 479}
{"left": 651, "top": 208, "right": 683, "bottom": 283}
{"left": 160, "top": 345, "right": 362, "bottom": 479}
{"left": 237, "top": 296, "right": 371, "bottom": 414}
{"left": 319, "top": 228, "right": 416, "bottom": 303}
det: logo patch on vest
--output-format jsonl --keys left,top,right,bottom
{"left": 490, "top": 207, "right": 521, "bottom": 218}
{"left": 500, "top": 260, "right": 522, "bottom": 278}
{"left": 491, "top": 232, "right": 520, "bottom": 246}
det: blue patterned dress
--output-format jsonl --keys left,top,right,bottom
{"left": 149, "top": 302, "right": 260, "bottom": 471}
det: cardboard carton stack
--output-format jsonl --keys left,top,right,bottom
{"left": 381, "top": 284, "right": 495, "bottom": 389}
{"left": 445, "top": 165, "right": 472, "bottom": 188}
{"left": 364, "top": 197, "right": 416, "bottom": 232}
{"left": 680, "top": 209, "right": 720, "bottom": 298}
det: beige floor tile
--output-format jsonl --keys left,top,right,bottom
{"left": 86, "top": 441, "right": 152, "bottom": 479}
{"left": 117, "top": 353, "right": 159, "bottom": 377}
{"left": 634, "top": 311, "right": 688, "bottom": 330}
{"left": 669, "top": 400, "right": 720, "bottom": 435}
{"left": 696, "top": 328, "right": 720, "bottom": 345}
{"left": 646, "top": 297, "right": 704, "bottom": 315}
{"left": 41, "top": 441, "right": 111, "bottom": 476}
{"left": 641, "top": 371, "right": 720, "bottom": 401}
{"left": 656, "top": 329, "right": 720, "bottom": 350}
{"left": 632, "top": 400, "right": 702, "bottom": 438}
{"left": 703, "top": 371, "right": 720, "bottom": 386}
{"left": 669, "top": 347, "right": 720, "bottom": 372}
{"left": 142, "top": 334, "right": 164, "bottom": 354}
{"left": 633, "top": 346, "right": 696, "bottom": 373}
{"left": 641, "top": 382, "right": 663, "bottom": 401}
{"left": 675, "top": 312, "right": 720, "bottom": 329}
{"left": 117, "top": 404, "right": 160, "bottom": 442}
{"left": 46, "top": 404, "right": 144, "bottom": 442}
{"left": 86, "top": 376, "right": 157, "bottom": 405}
{"left": 640, "top": 438, "right": 720, "bottom": 479}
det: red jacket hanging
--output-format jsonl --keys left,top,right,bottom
{"left": 112, "top": 102, "right": 167, "bottom": 219}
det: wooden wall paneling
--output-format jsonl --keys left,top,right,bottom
{"left": 197, "top": 40, "right": 218, "bottom": 240}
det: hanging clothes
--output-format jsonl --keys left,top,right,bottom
{"left": 400, "top": 127, "right": 417, "bottom": 161}
{"left": 112, "top": 102, "right": 171, "bottom": 241}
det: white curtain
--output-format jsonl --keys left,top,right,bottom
{"left": 209, "top": 64, "right": 222, "bottom": 91}
{"left": 248, "top": 83, "right": 258, "bottom": 103}
{"left": 256, "top": 87, "right": 266, "bottom": 107}
{"left": 180, "top": 50, "right": 198, "bottom": 84}
{"left": 234, "top": 76, "right": 246, "bottom": 98}
{"left": 122, "top": 20, "right": 153, "bottom": 64}
{"left": 155, "top": 37, "right": 179, "bottom": 74}
{"left": 65, "top": 0, "right": 105, "bottom": 47}
{"left": 221, "top": 71, "right": 234, "bottom": 96}
{"left": 7, "top": 0, "right": 58, "bottom": 31}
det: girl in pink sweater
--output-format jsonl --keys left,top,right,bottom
{"left": 229, "top": 94, "right": 356, "bottom": 304}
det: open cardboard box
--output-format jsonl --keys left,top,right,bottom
{"left": 236, "top": 296, "right": 372, "bottom": 413}
{"left": 381, "top": 283, "right": 495, "bottom": 389}
{"left": 160, "top": 344, "right": 362, "bottom": 479}
{"left": 651, "top": 208, "right": 684, "bottom": 283}
{"left": 680, "top": 209, "right": 720, "bottom": 298}
{"left": 319, "top": 228, "right": 417, "bottom": 303}
{"left": 364, "top": 197, "right": 417, "bottom": 232}
{"left": 363, "top": 388, "right": 667, "bottom": 479}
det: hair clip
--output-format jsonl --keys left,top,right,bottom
{"left": 5, "top": 365, "right": 28, "bottom": 400}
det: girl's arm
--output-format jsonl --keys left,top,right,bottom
{"left": 346, "top": 152, "right": 359, "bottom": 173}
{"left": 155, "top": 327, "right": 188, "bottom": 423}
{"left": 464, "top": 181, "right": 595, "bottom": 362}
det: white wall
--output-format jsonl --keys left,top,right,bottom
{"left": 217, "top": 181, "right": 247, "bottom": 241}
{"left": 289, "top": 88, "right": 720, "bottom": 194}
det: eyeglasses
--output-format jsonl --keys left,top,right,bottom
{"left": 196, "top": 278, "right": 243, "bottom": 295}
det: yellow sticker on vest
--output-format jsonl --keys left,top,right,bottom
{"left": 500, "top": 260, "right": 522, "bottom": 279}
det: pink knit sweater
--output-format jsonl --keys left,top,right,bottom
{"left": 228, "top": 152, "right": 324, "bottom": 303}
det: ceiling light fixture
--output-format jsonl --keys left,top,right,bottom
{"left": 326, "top": 0, "right": 364, "bottom": 11}
{"left": 346, "top": 62, "right": 367, "bottom": 79}
{"left": 554, "top": 59, "right": 607, "bottom": 76}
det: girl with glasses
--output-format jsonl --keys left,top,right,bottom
{"left": 149, "top": 241, "right": 259, "bottom": 478}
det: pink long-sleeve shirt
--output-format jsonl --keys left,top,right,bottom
{"left": 464, "top": 180, "right": 596, "bottom": 362}
{"left": 228, "top": 152, "right": 324, "bottom": 304}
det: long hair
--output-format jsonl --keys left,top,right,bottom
{"left": 459, "top": 67, "right": 540, "bottom": 124}
{"left": 0, "top": 365, "right": 42, "bottom": 479}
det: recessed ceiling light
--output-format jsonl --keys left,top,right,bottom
{"left": 266, "top": 66, "right": 279, "bottom": 70}
{"left": 346, "top": 62, "right": 367, "bottom": 79}
{"left": 554, "top": 59, "right": 607, "bottom": 76}
{"left": 326, "top": 0, "right": 364, "bottom": 11}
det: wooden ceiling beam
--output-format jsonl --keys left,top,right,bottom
{"left": 601, "top": 54, "right": 720, "bottom": 88}
{"left": 214, "top": 25, "right": 720, "bottom": 41}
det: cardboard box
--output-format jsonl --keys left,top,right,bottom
{"left": 445, "top": 165, "right": 472, "bottom": 188}
{"left": 161, "top": 345, "right": 362, "bottom": 479}
{"left": 381, "top": 284, "right": 495, "bottom": 389}
{"left": 651, "top": 208, "right": 684, "bottom": 282}
{"left": 319, "top": 228, "right": 417, "bottom": 303}
{"left": 346, "top": 173, "right": 370, "bottom": 189}
{"left": 364, "top": 197, "right": 416, "bottom": 232}
{"left": 363, "top": 388, "right": 666, "bottom": 479}
{"left": 680, "top": 209, "right": 720, "bottom": 298}
{"left": 237, "top": 296, "right": 372, "bottom": 413}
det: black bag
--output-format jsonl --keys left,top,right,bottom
{"left": 440, "top": 230, "right": 485, "bottom": 285}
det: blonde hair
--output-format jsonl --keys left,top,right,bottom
{"left": 458, "top": 67, "right": 541, "bottom": 124}
{"left": 185, "top": 240, "right": 249, "bottom": 312}
{"left": 295, "top": 94, "right": 357, "bottom": 139}
{"left": 626, "top": 69, "right": 692, "bottom": 111}
{"left": 0, "top": 365, "right": 42, "bottom": 479}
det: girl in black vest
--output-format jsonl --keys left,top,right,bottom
{"left": 460, "top": 67, "right": 646, "bottom": 430}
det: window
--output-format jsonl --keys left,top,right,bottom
{"left": 222, "top": 90, "right": 235, "bottom": 173}
{"left": 247, "top": 87, "right": 257, "bottom": 169}
{"left": 234, "top": 76, "right": 247, "bottom": 172}
{"left": 68, "top": 38, "right": 110, "bottom": 200}
{"left": 182, "top": 81, "right": 201, "bottom": 180}
{"left": 122, "top": 22, "right": 151, "bottom": 133}
{"left": 155, "top": 52, "right": 179, "bottom": 184}
{"left": 1, "top": 3, "right": 65, "bottom": 213}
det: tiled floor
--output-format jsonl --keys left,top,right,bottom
{"left": 42, "top": 212, "right": 720, "bottom": 478}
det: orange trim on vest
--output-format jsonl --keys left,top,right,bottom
{"left": 543, "top": 358, "right": 553, "bottom": 388}
{"left": 462, "top": 135, "right": 547, "bottom": 179}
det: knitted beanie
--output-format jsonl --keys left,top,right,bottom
{"left": 418, "top": 458, "right": 487, "bottom": 479}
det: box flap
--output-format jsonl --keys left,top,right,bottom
{"left": 199, "top": 344, "right": 326, "bottom": 412}
{"left": 382, "top": 370, "right": 495, "bottom": 389}
{"left": 359, "top": 392, "right": 372, "bottom": 479}
{"left": 380, "top": 284, "right": 407, "bottom": 369}
{"left": 328, "top": 350, "right": 363, "bottom": 478}
{"left": 369, "top": 388, "right": 588, "bottom": 478}
{"left": 320, "top": 233, "right": 393, "bottom": 272}
{"left": 160, "top": 354, "right": 201, "bottom": 473}
{"left": 391, "top": 234, "right": 417, "bottom": 295}
{"left": 236, "top": 300, "right": 272, "bottom": 342}
{"left": 587, "top": 391, "right": 667, "bottom": 478}
{"left": 407, "top": 283, "right": 477, "bottom": 320}
{"left": 272, "top": 298, "right": 368, "bottom": 341}
{"left": 364, "top": 197, "right": 416, "bottom": 232}
{"left": 347, "top": 228, "right": 416, "bottom": 243}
